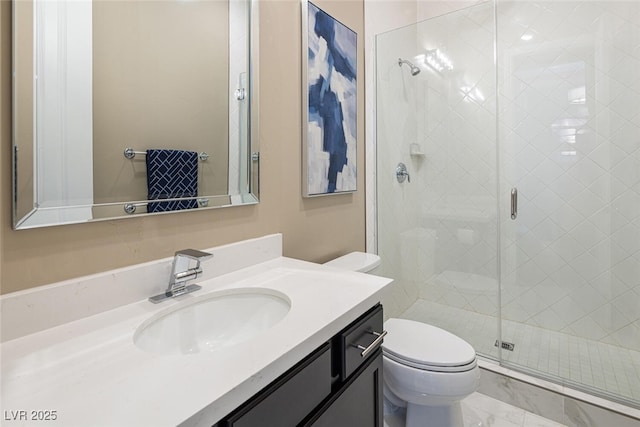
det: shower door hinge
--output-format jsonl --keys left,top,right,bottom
{"left": 495, "top": 340, "right": 515, "bottom": 351}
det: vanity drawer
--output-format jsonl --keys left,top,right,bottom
{"left": 337, "top": 304, "right": 384, "bottom": 380}
{"left": 221, "top": 342, "right": 331, "bottom": 427}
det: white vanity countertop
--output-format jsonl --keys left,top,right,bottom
{"left": 0, "top": 256, "right": 392, "bottom": 427}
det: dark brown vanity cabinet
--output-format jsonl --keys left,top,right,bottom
{"left": 304, "top": 350, "right": 383, "bottom": 427}
{"left": 214, "top": 304, "right": 384, "bottom": 427}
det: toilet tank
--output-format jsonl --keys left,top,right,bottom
{"left": 323, "top": 252, "right": 381, "bottom": 273}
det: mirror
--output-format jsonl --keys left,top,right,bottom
{"left": 12, "top": 0, "right": 259, "bottom": 229}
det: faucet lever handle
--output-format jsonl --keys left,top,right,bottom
{"left": 174, "top": 249, "right": 214, "bottom": 261}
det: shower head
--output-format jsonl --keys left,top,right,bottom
{"left": 398, "top": 58, "right": 421, "bottom": 76}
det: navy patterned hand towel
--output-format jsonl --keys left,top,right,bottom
{"left": 146, "top": 149, "right": 198, "bottom": 213}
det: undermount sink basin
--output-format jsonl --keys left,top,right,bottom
{"left": 134, "top": 288, "right": 291, "bottom": 355}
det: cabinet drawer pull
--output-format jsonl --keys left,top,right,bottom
{"left": 354, "top": 330, "right": 387, "bottom": 358}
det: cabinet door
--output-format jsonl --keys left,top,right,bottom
{"left": 306, "top": 350, "right": 383, "bottom": 427}
{"left": 220, "top": 342, "right": 332, "bottom": 427}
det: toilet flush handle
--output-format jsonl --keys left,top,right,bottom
{"left": 355, "top": 330, "right": 388, "bottom": 358}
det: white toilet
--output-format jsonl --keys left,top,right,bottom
{"left": 325, "top": 252, "right": 480, "bottom": 427}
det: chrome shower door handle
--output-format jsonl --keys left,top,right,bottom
{"left": 511, "top": 188, "right": 518, "bottom": 220}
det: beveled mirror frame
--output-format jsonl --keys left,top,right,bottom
{"left": 12, "top": 0, "right": 260, "bottom": 230}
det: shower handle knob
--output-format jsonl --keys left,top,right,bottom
{"left": 396, "top": 163, "right": 410, "bottom": 183}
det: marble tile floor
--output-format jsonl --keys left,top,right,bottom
{"left": 383, "top": 392, "right": 567, "bottom": 427}
{"left": 401, "top": 299, "right": 640, "bottom": 403}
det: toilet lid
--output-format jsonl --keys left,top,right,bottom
{"left": 323, "top": 252, "right": 381, "bottom": 272}
{"left": 382, "top": 318, "right": 476, "bottom": 369}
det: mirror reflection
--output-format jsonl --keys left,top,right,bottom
{"left": 12, "top": 0, "right": 258, "bottom": 229}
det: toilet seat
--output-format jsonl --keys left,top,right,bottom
{"left": 382, "top": 318, "right": 477, "bottom": 373}
{"left": 383, "top": 350, "right": 477, "bottom": 372}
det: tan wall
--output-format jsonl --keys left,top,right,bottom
{"left": 92, "top": 0, "right": 229, "bottom": 203}
{"left": 0, "top": 0, "right": 366, "bottom": 294}
{"left": 12, "top": 0, "right": 33, "bottom": 221}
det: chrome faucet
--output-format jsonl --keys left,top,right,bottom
{"left": 149, "top": 249, "right": 213, "bottom": 303}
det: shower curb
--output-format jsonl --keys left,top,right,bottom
{"left": 478, "top": 358, "right": 640, "bottom": 426}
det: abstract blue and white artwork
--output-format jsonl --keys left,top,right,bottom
{"left": 303, "top": 1, "right": 357, "bottom": 197}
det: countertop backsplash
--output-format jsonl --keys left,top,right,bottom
{"left": 1, "top": 234, "right": 283, "bottom": 342}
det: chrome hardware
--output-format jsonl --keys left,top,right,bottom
{"left": 124, "top": 148, "right": 209, "bottom": 161}
{"left": 511, "top": 187, "right": 518, "bottom": 220}
{"left": 123, "top": 147, "right": 137, "bottom": 159}
{"left": 149, "top": 249, "right": 213, "bottom": 303}
{"left": 354, "top": 330, "right": 388, "bottom": 358}
{"left": 251, "top": 152, "right": 260, "bottom": 161}
{"left": 396, "top": 163, "right": 410, "bottom": 183}
{"left": 124, "top": 203, "right": 136, "bottom": 214}
{"left": 235, "top": 88, "right": 246, "bottom": 100}
{"left": 125, "top": 198, "right": 208, "bottom": 214}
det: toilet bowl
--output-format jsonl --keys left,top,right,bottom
{"left": 325, "top": 252, "right": 480, "bottom": 427}
{"left": 383, "top": 318, "right": 480, "bottom": 427}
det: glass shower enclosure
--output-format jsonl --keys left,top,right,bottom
{"left": 376, "top": 1, "right": 640, "bottom": 407}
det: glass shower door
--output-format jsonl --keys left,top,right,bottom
{"left": 376, "top": 2, "right": 501, "bottom": 360}
{"left": 497, "top": 0, "right": 640, "bottom": 405}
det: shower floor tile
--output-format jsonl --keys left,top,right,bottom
{"left": 400, "top": 299, "right": 640, "bottom": 404}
